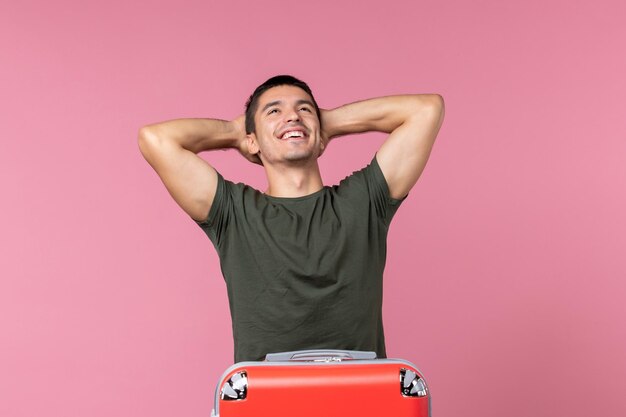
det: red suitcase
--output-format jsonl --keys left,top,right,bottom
{"left": 211, "top": 349, "right": 431, "bottom": 417}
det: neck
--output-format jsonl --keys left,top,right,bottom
{"left": 263, "top": 160, "right": 324, "bottom": 198}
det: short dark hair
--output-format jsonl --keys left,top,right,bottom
{"left": 244, "top": 75, "right": 321, "bottom": 135}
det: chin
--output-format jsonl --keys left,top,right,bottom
{"left": 281, "top": 149, "right": 315, "bottom": 161}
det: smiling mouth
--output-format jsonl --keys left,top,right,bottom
{"left": 278, "top": 130, "right": 307, "bottom": 140}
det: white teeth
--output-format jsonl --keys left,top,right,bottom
{"left": 281, "top": 131, "right": 304, "bottom": 139}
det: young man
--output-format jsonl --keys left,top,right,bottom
{"left": 138, "top": 75, "right": 445, "bottom": 362}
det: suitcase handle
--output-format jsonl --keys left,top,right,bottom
{"left": 265, "top": 349, "right": 377, "bottom": 362}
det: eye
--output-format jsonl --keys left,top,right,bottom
{"left": 267, "top": 108, "right": 279, "bottom": 115}
{"left": 299, "top": 107, "right": 312, "bottom": 112}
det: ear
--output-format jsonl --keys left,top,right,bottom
{"left": 318, "top": 132, "right": 328, "bottom": 156}
{"left": 247, "top": 132, "right": 260, "bottom": 155}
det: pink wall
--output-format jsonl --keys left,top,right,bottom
{"left": 2, "top": 0, "right": 625, "bottom": 416}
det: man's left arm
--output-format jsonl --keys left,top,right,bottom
{"left": 322, "top": 94, "right": 445, "bottom": 199}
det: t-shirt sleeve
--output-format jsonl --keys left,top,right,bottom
{"left": 194, "top": 171, "right": 230, "bottom": 248}
{"left": 338, "top": 154, "right": 406, "bottom": 227}
{"left": 367, "top": 153, "right": 407, "bottom": 225}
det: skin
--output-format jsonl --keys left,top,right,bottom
{"left": 245, "top": 85, "right": 327, "bottom": 197}
{"left": 138, "top": 84, "right": 445, "bottom": 222}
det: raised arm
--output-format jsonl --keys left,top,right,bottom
{"left": 138, "top": 116, "right": 255, "bottom": 222}
{"left": 322, "top": 94, "right": 445, "bottom": 199}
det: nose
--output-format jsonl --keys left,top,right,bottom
{"left": 285, "top": 107, "right": 300, "bottom": 123}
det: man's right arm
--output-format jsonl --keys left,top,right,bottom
{"left": 137, "top": 117, "right": 249, "bottom": 222}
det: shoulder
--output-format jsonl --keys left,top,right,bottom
{"left": 196, "top": 174, "right": 262, "bottom": 226}
{"left": 217, "top": 174, "right": 261, "bottom": 200}
{"left": 334, "top": 155, "right": 406, "bottom": 222}
{"left": 336, "top": 156, "right": 384, "bottom": 192}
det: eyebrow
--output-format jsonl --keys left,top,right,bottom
{"left": 261, "top": 99, "right": 315, "bottom": 114}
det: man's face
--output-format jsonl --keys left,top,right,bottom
{"left": 248, "top": 85, "right": 324, "bottom": 165}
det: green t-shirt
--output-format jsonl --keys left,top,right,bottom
{"left": 196, "top": 155, "right": 405, "bottom": 362}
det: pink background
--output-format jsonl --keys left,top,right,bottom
{"left": 1, "top": 0, "right": 625, "bottom": 416}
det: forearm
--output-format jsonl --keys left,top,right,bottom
{"left": 323, "top": 94, "right": 442, "bottom": 139}
{"left": 139, "top": 118, "right": 241, "bottom": 155}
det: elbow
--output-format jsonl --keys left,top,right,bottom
{"left": 431, "top": 94, "right": 445, "bottom": 122}
{"left": 428, "top": 95, "right": 445, "bottom": 131}
{"left": 138, "top": 125, "right": 156, "bottom": 143}
{"left": 137, "top": 126, "right": 161, "bottom": 160}
{"left": 421, "top": 94, "right": 444, "bottom": 114}
{"left": 409, "top": 94, "right": 445, "bottom": 122}
{"left": 137, "top": 126, "right": 150, "bottom": 155}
